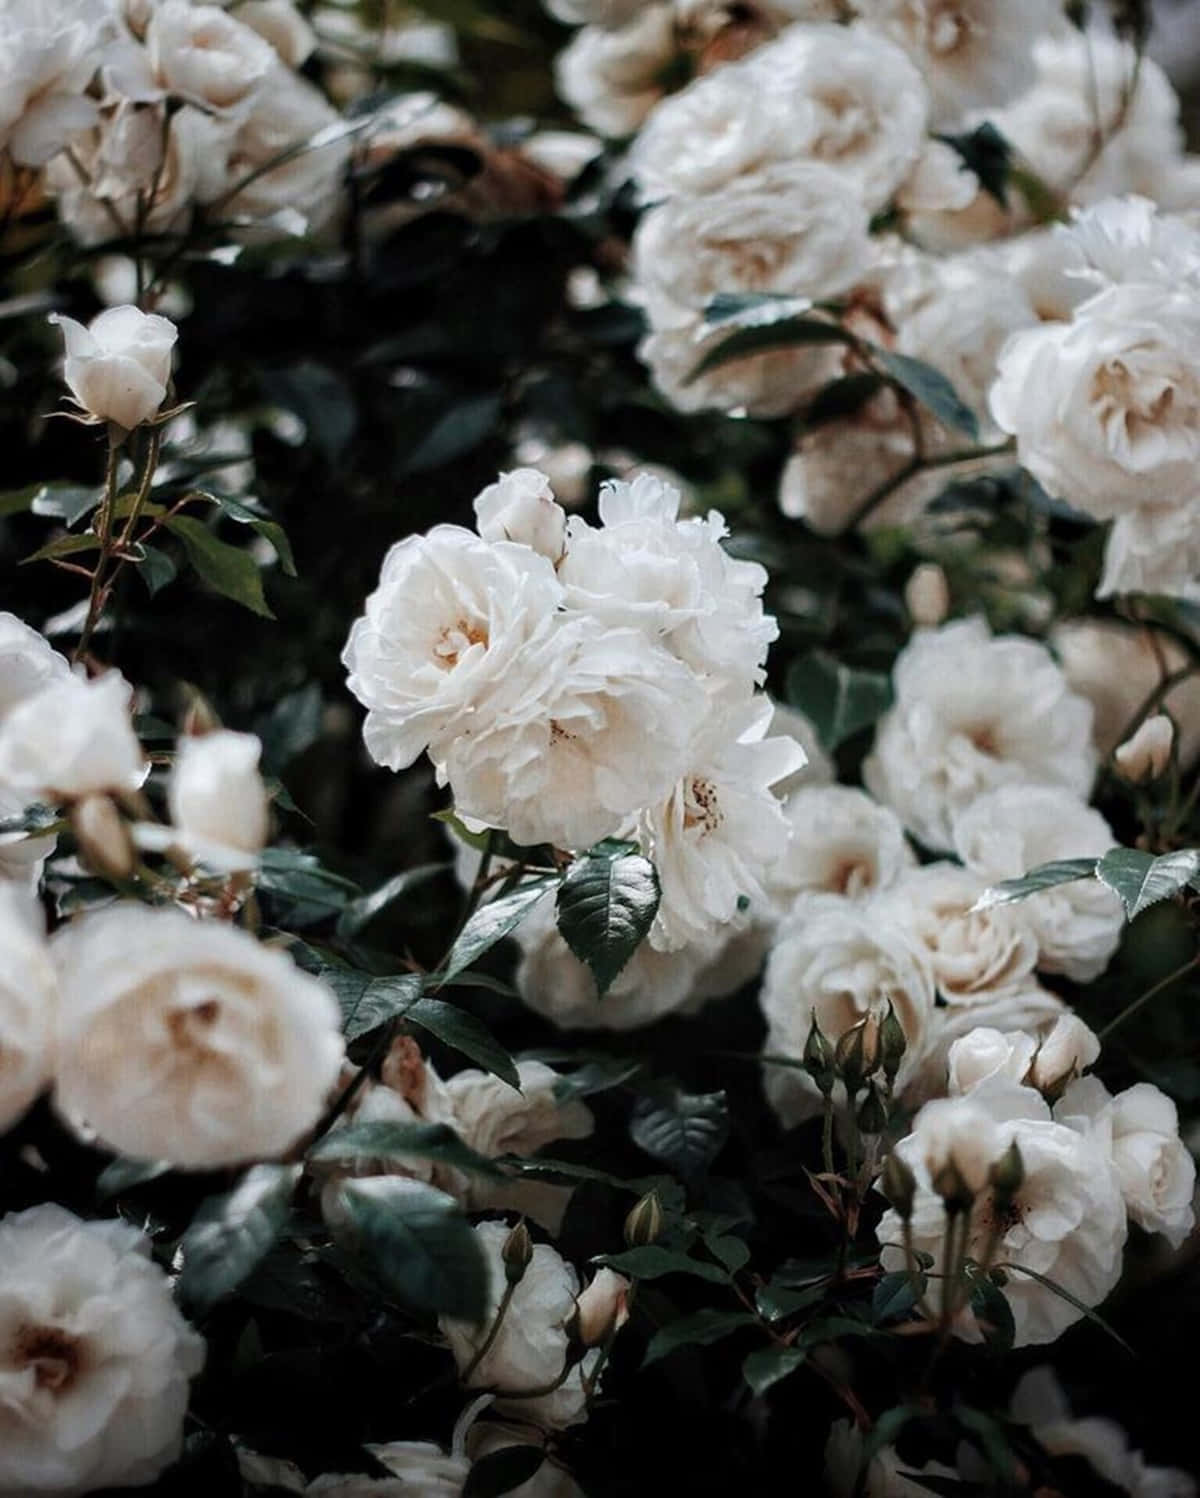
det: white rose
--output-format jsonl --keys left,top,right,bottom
{"left": 953, "top": 784, "right": 1123, "bottom": 982}
{"left": 760, "top": 895, "right": 937, "bottom": 1124}
{"left": 771, "top": 785, "right": 912, "bottom": 908}
{"left": 641, "top": 696, "right": 802, "bottom": 949}
{"left": 1114, "top": 714, "right": 1175, "bottom": 782}
{"left": 0, "top": 1203, "right": 205, "bottom": 1497}
{"left": 631, "top": 160, "right": 874, "bottom": 326}
{"left": 146, "top": 0, "right": 276, "bottom": 111}
{"left": 0, "top": 670, "right": 146, "bottom": 802}
{"left": 167, "top": 728, "right": 269, "bottom": 868}
{"left": 903, "top": 1091, "right": 1008, "bottom": 1195}
{"left": 856, "top": 0, "right": 1065, "bottom": 126}
{"left": 235, "top": 0, "right": 315, "bottom": 67}
{"left": 1057, "top": 195, "right": 1200, "bottom": 296}
{"left": 917, "top": 991, "right": 1067, "bottom": 1104}
{"left": 863, "top": 617, "right": 1097, "bottom": 853}
{"left": 474, "top": 469, "right": 567, "bottom": 561}
{"left": 878, "top": 1082, "right": 1127, "bottom": 1345}
{"left": 1052, "top": 619, "right": 1200, "bottom": 766}
{"left": 49, "top": 304, "right": 177, "bottom": 431}
{"left": 1029, "top": 1013, "right": 1100, "bottom": 1095}
{"left": 947, "top": 1027, "right": 1038, "bottom": 1097}
{"left": 990, "top": 282, "right": 1200, "bottom": 525}
{"left": 0, "top": 886, "right": 54, "bottom": 1133}
{"left": 342, "top": 525, "right": 563, "bottom": 774}
{"left": 0, "top": 0, "right": 109, "bottom": 166}
{"left": 0, "top": 612, "right": 70, "bottom": 725}
{"left": 554, "top": 8, "right": 676, "bottom": 138}
{"left": 559, "top": 473, "right": 778, "bottom": 699}
{"left": 1057, "top": 1078, "right": 1196, "bottom": 1250}
{"left": 52, "top": 903, "right": 344, "bottom": 1168}
{"left": 440, "top": 1221, "right": 599, "bottom": 1430}
{"left": 1096, "top": 502, "right": 1200, "bottom": 604}
{"left": 574, "top": 1266, "right": 630, "bottom": 1346}
{"left": 440, "top": 617, "right": 707, "bottom": 850}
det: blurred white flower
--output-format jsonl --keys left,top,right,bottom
{"left": 343, "top": 525, "right": 563, "bottom": 773}
{"left": 1096, "top": 501, "right": 1200, "bottom": 604}
{"left": 559, "top": 474, "right": 778, "bottom": 699}
{"left": 1059, "top": 195, "right": 1200, "bottom": 295}
{"left": 1056, "top": 1077, "right": 1196, "bottom": 1250}
{"left": 760, "top": 895, "right": 937, "bottom": 1124}
{"left": 52, "top": 904, "right": 344, "bottom": 1168}
{"left": 236, "top": 0, "right": 315, "bottom": 67}
{"left": 641, "top": 696, "right": 801, "bottom": 949}
{"left": 0, "top": 781, "right": 57, "bottom": 886}
{"left": 440, "top": 1221, "right": 600, "bottom": 1430}
{"left": 878, "top": 1082, "right": 1127, "bottom": 1345}
{"left": 0, "top": 1203, "right": 204, "bottom": 1496}
{"left": 904, "top": 563, "right": 950, "bottom": 627}
{"left": 545, "top": 0, "right": 645, "bottom": 24}
{"left": 947, "top": 1027, "right": 1038, "bottom": 1097}
{"left": 770, "top": 784, "right": 913, "bottom": 906}
{"left": 49, "top": 304, "right": 177, "bottom": 431}
{"left": 0, "top": 0, "right": 111, "bottom": 166}
{"left": 573, "top": 1266, "right": 630, "bottom": 1346}
{"left": 0, "top": 886, "right": 54, "bottom": 1133}
{"left": 863, "top": 617, "right": 1097, "bottom": 853}
{"left": 767, "top": 699, "right": 833, "bottom": 792}
{"left": 164, "top": 728, "right": 269, "bottom": 869}
{"left": 144, "top": 0, "right": 276, "bottom": 112}
{"left": 474, "top": 469, "right": 567, "bottom": 562}
{"left": 953, "top": 784, "right": 1123, "bottom": 982}
{"left": 1028, "top": 1013, "right": 1100, "bottom": 1096}
{"left": 0, "top": 613, "right": 70, "bottom": 726}
{"left": 555, "top": 7, "right": 676, "bottom": 138}
{"left": 0, "top": 670, "right": 146, "bottom": 803}
{"left": 1113, "top": 714, "right": 1175, "bottom": 783}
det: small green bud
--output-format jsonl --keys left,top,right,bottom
{"left": 880, "top": 1152, "right": 916, "bottom": 1221}
{"left": 803, "top": 1013, "right": 836, "bottom": 1096}
{"left": 624, "top": 1190, "right": 665, "bottom": 1249}
{"left": 502, "top": 1220, "right": 533, "bottom": 1284}
{"left": 856, "top": 1081, "right": 887, "bottom": 1137}
{"left": 879, "top": 1001, "right": 907, "bottom": 1085}
{"left": 932, "top": 1157, "right": 975, "bottom": 1215}
{"left": 988, "top": 1140, "right": 1025, "bottom": 1200}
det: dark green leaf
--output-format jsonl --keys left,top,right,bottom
{"left": 21, "top": 532, "right": 101, "bottom": 566}
{"left": 873, "top": 1270, "right": 925, "bottom": 1324}
{"left": 785, "top": 651, "right": 893, "bottom": 751}
{"left": 643, "top": 1309, "right": 756, "bottom": 1366}
{"left": 263, "top": 361, "right": 357, "bottom": 465}
{"left": 742, "top": 1345, "right": 807, "bottom": 1397}
{"left": 797, "top": 1316, "right": 877, "bottom": 1347}
{"left": 404, "top": 996, "right": 520, "bottom": 1089}
{"left": 703, "top": 292, "right": 816, "bottom": 330}
{"left": 1096, "top": 847, "right": 1200, "bottom": 921}
{"left": 756, "top": 1279, "right": 827, "bottom": 1321}
{"left": 401, "top": 393, "right": 502, "bottom": 474}
{"left": 0, "top": 802, "right": 61, "bottom": 836}
{"left": 802, "top": 372, "right": 886, "bottom": 428}
{"left": 336, "top": 862, "right": 452, "bottom": 939}
{"left": 257, "top": 684, "right": 323, "bottom": 776}
{"left": 95, "top": 1156, "right": 170, "bottom": 1198}
{"left": 136, "top": 543, "right": 177, "bottom": 597}
{"left": 629, "top": 1087, "right": 729, "bottom": 1178}
{"left": 308, "top": 1120, "right": 505, "bottom": 1178}
{"left": 874, "top": 350, "right": 980, "bottom": 439}
{"left": 966, "top": 1271, "right": 1015, "bottom": 1352}
{"left": 973, "top": 858, "right": 1099, "bottom": 910}
{"left": 934, "top": 122, "right": 1013, "bottom": 207}
{"left": 317, "top": 966, "right": 423, "bottom": 1041}
{"left": 555, "top": 843, "right": 659, "bottom": 996}
{"left": 599, "top": 1245, "right": 730, "bottom": 1285}
{"left": 178, "top": 1164, "right": 300, "bottom": 1310}
{"left": 438, "top": 876, "right": 558, "bottom": 985}
{"left": 462, "top": 1446, "right": 546, "bottom": 1498}
{"left": 164, "top": 514, "right": 274, "bottom": 618}
{"left": 687, "top": 317, "right": 855, "bottom": 383}
{"left": 332, "top": 1176, "right": 489, "bottom": 1321}
{"left": 256, "top": 847, "right": 362, "bottom": 926}
{"left": 203, "top": 492, "right": 297, "bottom": 577}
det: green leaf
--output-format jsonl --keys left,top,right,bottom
{"left": 258, "top": 684, "right": 323, "bottom": 776}
{"left": 95, "top": 1156, "right": 170, "bottom": 1198}
{"left": 336, "top": 862, "right": 452, "bottom": 939}
{"left": 555, "top": 843, "right": 659, "bottom": 996}
{"left": 797, "top": 1316, "right": 877, "bottom": 1347}
{"left": 404, "top": 996, "right": 520, "bottom": 1090}
{"left": 177, "top": 1164, "right": 300, "bottom": 1310}
{"left": 21, "top": 532, "right": 101, "bottom": 566}
{"left": 972, "top": 858, "right": 1099, "bottom": 910}
{"left": 308, "top": 1120, "right": 505, "bottom": 1178}
{"left": 317, "top": 966, "right": 423, "bottom": 1041}
{"left": 462, "top": 1446, "right": 546, "bottom": 1498}
{"left": 643, "top": 1309, "right": 756, "bottom": 1366}
{"left": 703, "top": 292, "right": 815, "bottom": 330}
{"left": 1095, "top": 847, "right": 1200, "bottom": 921}
{"left": 935, "top": 122, "right": 1013, "bottom": 207}
{"left": 438, "top": 876, "right": 558, "bottom": 986}
{"left": 164, "top": 513, "right": 274, "bottom": 617}
{"left": 874, "top": 350, "right": 980, "bottom": 439}
{"left": 0, "top": 802, "right": 61, "bottom": 837}
{"left": 401, "top": 393, "right": 502, "bottom": 474}
{"left": 785, "top": 651, "right": 893, "bottom": 751}
{"left": 802, "top": 371, "right": 886, "bottom": 428}
{"left": 687, "top": 317, "right": 856, "bottom": 383}
{"left": 203, "top": 492, "right": 297, "bottom": 577}
{"left": 629, "top": 1087, "right": 729, "bottom": 1178}
{"left": 742, "top": 1345, "right": 807, "bottom": 1397}
{"left": 755, "top": 1279, "right": 827, "bottom": 1321}
{"left": 873, "top": 1270, "right": 925, "bottom": 1324}
{"left": 965, "top": 1270, "right": 1014, "bottom": 1352}
{"left": 256, "top": 847, "right": 362, "bottom": 926}
{"left": 332, "top": 1176, "right": 489, "bottom": 1321}
{"left": 599, "top": 1245, "right": 731, "bottom": 1285}
{"left": 136, "top": 543, "right": 177, "bottom": 597}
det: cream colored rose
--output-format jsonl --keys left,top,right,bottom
{"left": 146, "top": 0, "right": 276, "bottom": 112}
{"left": 0, "top": 886, "right": 55, "bottom": 1133}
{"left": 49, "top": 305, "right": 177, "bottom": 431}
{"left": 947, "top": 1027, "right": 1038, "bottom": 1097}
{"left": 770, "top": 785, "right": 913, "bottom": 907}
{"left": 235, "top": 0, "right": 315, "bottom": 67}
{"left": 0, "top": 1203, "right": 205, "bottom": 1496}
{"left": 168, "top": 728, "right": 269, "bottom": 868}
{"left": 0, "top": 670, "right": 146, "bottom": 803}
{"left": 0, "top": 0, "right": 109, "bottom": 167}
{"left": 554, "top": 7, "right": 676, "bottom": 138}
{"left": 474, "top": 469, "right": 567, "bottom": 562}
{"left": 52, "top": 903, "right": 344, "bottom": 1168}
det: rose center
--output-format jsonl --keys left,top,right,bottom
{"left": 434, "top": 619, "right": 488, "bottom": 670}
{"left": 930, "top": 8, "right": 969, "bottom": 56}
{"left": 828, "top": 856, "right": 872, "bottom": 896}
{"left": 167, "top": 998, "right": 221, "bottom": 1053}
{"left": 966, "top": 722, "right": 998, "bottom": 755}
{"left": 683, "top": 776, "right": 723, "bottom": 834}
{"left": 11, "top": 1326, "right": 86, "bottom": 1394}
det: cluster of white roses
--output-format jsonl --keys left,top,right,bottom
{"left": 548, "top": 1, "right": 1200, "bottom": 601}
{"left": 0, "top": 0, "right": 349, "bottom": 246}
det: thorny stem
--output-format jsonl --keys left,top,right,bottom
{"left": 74, "top": 435, "right": 123, "bottom": 665}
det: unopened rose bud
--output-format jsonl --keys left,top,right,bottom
{"left": 905, "top": 563, "right": 950, "bottom": 628}
{"left": 932, "top": 1157, "right": 975, "bottom": 1215}
{"left": 1113, "top": 714, "right": 1174, "bottom": 783}
{"left": 857, "top": 1082, "right": 887, "bottom": 1136}
{"left": 49, "top": 306, "right": 177, "bottom": 433}
{"left": 834, "top": 1018, "right": 878, "bottom": 1095}
{"left": 881, "top": 1151, "right": 916, "bottom": 1220}
{"left": 573, "top": 1267, "right": 630, "bottom": 1348}
{"left": 1030, "top": 1015, "right": 1100, "bottom": 1101}
{"left": 803, "top": 1013, "right": 836, "bottom": 1096}
{"left": 989, "top": 1140, "right": 1024, "bottom": 1200}
{"left": 71, "top": 794, "right": 135, "bottom": 880}
{"left": 879, "top": 1001, "right": 907, "bottom": 1085}
{"left": 502, "top": 1220, "right": 533, "bottom": 1285}
{"left": 624, "top": 1190, "right": 665, "bottom": 1248}
{"left": 473, "top": 468, "right": 567, "bottom": 562}
{"left": 169, "top": 729, "right": 269, "bottom": 863}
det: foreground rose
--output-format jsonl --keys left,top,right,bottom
{"left": 49, "top": 305, "right": 178, "bottom": 432}
{"left": 167, "top": 728, "right": 269, "bottom": 868}
{"left": 0, "top": 886, "right": 55, "bottom": 1133}
{"left": 0, "top": 671, "right": 145, "bottom": 803}
{"left": 0, "top": 613, "right": 70, "bottom": 725}
{"left": 0, "top": 0, "right": 110, "bottom": 167}
{"left": 52, "top": 904, "right": 344, "bottom": 1168}
{"left": 0, "top": 1203, "right": 204, "bottom": 1496}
